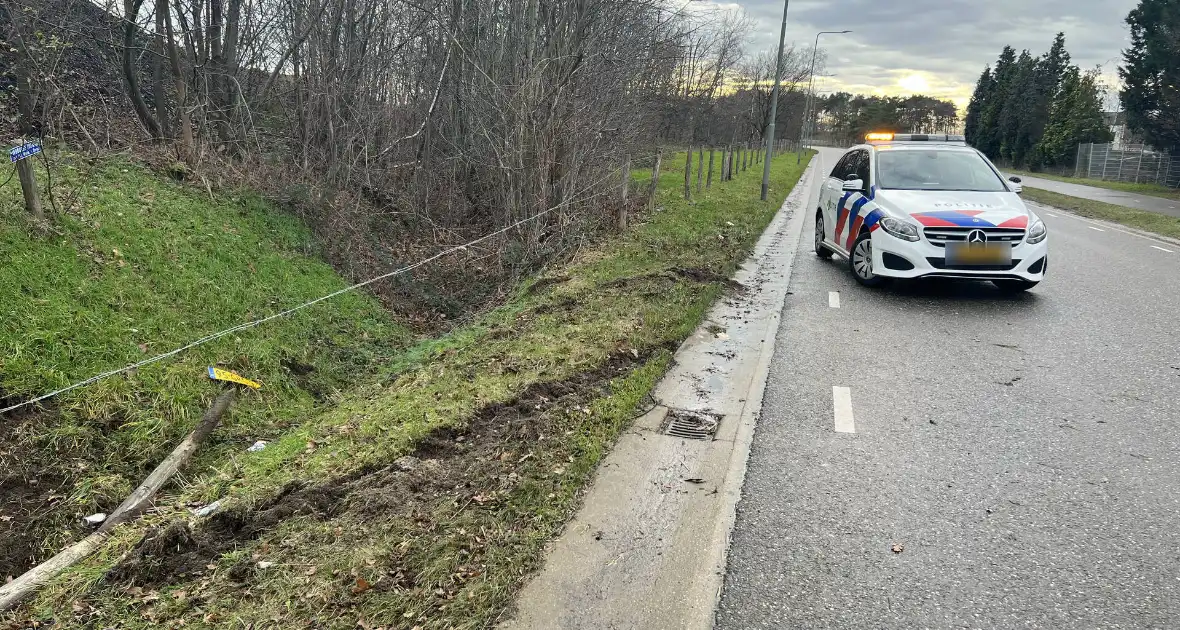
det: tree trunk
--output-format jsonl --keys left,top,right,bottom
{"left": 163, "top": 0, "right": 194, "bottom": 164}
{"left": 123, "top": 0, "right": 164, "bottom": 139}
{"left": 219, "top": 0, "right": 242, "bottom": 143}
{"left": 5, "top": 17, "right": 40, "bottom": 135}
{"left": 152, "top": 3, "right": 171, "bottom": 137}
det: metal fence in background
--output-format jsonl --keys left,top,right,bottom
{"left": 1075, "top": 143, "right": 1180, "bottom": 188}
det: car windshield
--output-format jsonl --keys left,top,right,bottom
{"left": 875, "top": 149, "right": 1008, "bottom": 192}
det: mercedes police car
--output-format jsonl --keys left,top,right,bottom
{"left": 814, "top": 133, "right": 1047, "bottom": 292}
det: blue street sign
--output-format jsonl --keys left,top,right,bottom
{"left": 9, "top": 143, "right": 42, "bottom": 163}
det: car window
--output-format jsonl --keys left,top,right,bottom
{"left": 830, "top": 153, "right": 854, "bottom": 179}
{"left": 876, "top": 149, "right": 1007, "bottom": 192}
{"left": 854, "top": 150, "right": 870, "bottom": 185}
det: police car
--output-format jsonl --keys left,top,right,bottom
{"left": 815, "top": 133, "right": 1047, "bottom": 292}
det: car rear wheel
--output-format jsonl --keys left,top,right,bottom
{"left": 814, "top": 211, "right": 833, "bottom": 259}
{"left": 850, "top": 230, "right": 888, "bottom": 287}
{"left": 992, "top": 279, "right": 1039, "bottom": 293}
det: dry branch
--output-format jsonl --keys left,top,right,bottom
{"left": 0, "top": 391, "right": 235, "bottom": 612}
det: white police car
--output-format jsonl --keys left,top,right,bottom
{"left": 815, "top": 133, "right": 1047, "bottom": 292}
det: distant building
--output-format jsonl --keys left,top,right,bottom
{"left": 1103, "top": 111, "right": 1136, "bottom": 149}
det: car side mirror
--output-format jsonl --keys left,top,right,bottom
{"left": 842, "top": 178, "right": 864, "bottom": 192}
{"left": 1011, "top": 183, "right": 1023, "bottom": 194}
{"left": 1008, "top": 176, "right": 1022, "bottom": 183}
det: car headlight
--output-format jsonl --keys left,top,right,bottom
{"left": 1027, "top": 219, "right": 1047, "bottom": 244}
{"left": 879, "top": 217, "right": 920, "bottom": 242}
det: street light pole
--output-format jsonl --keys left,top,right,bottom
{"left": 760, "top": 0, "right": 790, "bottom": 201}
{"left": 799, "top": 30, "right": 851, "bottom": 162}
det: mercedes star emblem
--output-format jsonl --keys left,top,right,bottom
{"left": 967, "top": 230, "right": 987, "bottom": 244}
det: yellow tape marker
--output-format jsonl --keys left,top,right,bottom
{"left": 207, "top": 366, "right": 262, "bottom": 389}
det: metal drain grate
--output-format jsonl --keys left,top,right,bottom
{"left": 663, "top": 410, "right": 722, "bottom": 440}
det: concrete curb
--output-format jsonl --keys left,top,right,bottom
{"left": 502, "top": 156, "right": 821, "bottom": 629}
{"left": 685, "top": 161, "right": 816, "bottom": 630}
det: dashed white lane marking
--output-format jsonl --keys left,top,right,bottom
{"left": 1035, "top": 205, "right": 1180, "bottom": 248}
{"left": 829, "top": 291, "right": 840, "bottom": 308}
{"left": 1151, "top": 245, "right": 1175, "bottom": 253}
{"left": 1088, "top": 226, "right": 1105, "bottom": 232}
{"left": 833, "top": 386, "right": 856, "bottom": 434}
{"left": 1045, "top": 213, "right": 1059, "bottom": 218}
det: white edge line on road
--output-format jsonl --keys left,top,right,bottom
{"left": 1151, "top": 245, "right": 1175, "bottom": 253}
{"left": 1087, "top": 226, "right": 1105, "bottom": 232}
{"left": 829, "top": 291, "right": 840, "bottom": 308}
{"left": 833, "top": 386, "right": 855, "bottom": 434}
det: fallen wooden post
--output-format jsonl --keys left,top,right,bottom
{"left": 0, "top": 390, "right": 235, "bottom": 612}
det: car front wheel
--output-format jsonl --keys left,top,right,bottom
{"left": 815, "top": 211, "right": 833, "bottom": 259}
{"left": 850, "top": 231, "right": 888, "bottom": 287}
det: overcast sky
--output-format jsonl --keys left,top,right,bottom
{"left": 719, "top": 0, "right": 1138, "bottom": 113}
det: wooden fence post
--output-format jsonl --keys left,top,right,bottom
{"left": 707, "top": 149, "right": 715, "bottom": 189}
{"left": 684, "top": 150, "right": 692, "bottom": 200}
{"left": 696, "top": 147, "right": 704, "bottom": 192}
{"left": 648, "top": 150, "right": 662, "bottom": 211}
{"left": 619, "top": 154, "right": 630, "bottom": 230}
{"left": 743, "top": 144, "right": 749, "bottom": 172}
{"left": 15, "top": 157, "right": 44, "bottom": 223}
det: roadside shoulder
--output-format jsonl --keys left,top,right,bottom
{"left": 1022, "top": 188, "right": 1180, "bottom": 246}
{"left": 503, "top": 155, "right": 819, "bottom": 630}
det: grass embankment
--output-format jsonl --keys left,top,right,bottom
{"left": 1009, "top": 169, "right": 1180, "bottom": 202}
{"left": 1021, "top": 188, "right": 1180, "bottom": 241}
{"left": 5, "top": 148, "right": 812, "bottom": 628}
{"left": 0, "top": 155, "right": 408, "bottom": 580}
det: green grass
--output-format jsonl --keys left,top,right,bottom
{"left": 6, "top": 149, "right": 813, "bottom": 628}
{"left": 1022, "top": 188, "right": 1180, "bottom": 240}
{"left": 0, "top": 153, "right": 409, "bottom": 560}
{"left": 1009, "top": 169, "right": 1180, "bottom": 202}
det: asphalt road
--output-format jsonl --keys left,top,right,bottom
{"left": 717, "top": 147, "right": 1180, "bottom": 629}
{"left": 1018, "top": 174, "right": 1180, "bottom": 218}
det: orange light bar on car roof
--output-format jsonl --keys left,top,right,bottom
{"left": 865, "top": 132, "right": 894, "bottom": 142}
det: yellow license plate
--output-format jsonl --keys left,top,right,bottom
{"left": 946, "top": 243, "right": 1010, "bottom": 266}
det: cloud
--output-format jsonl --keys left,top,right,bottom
{"left": 732, "top": 0, "right": 1139, "bottom": 111}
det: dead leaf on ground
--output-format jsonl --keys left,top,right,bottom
{"left": 891, "top": 543, "right": 904, "bottom": 553}
{"left": 352, "top": 577, "right": 372, "bottom": 594}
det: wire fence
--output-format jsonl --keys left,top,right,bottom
{"left": 3, "top": 144, "right": 764, "bottom": 416}
{"left": 1074, "top": 143, "right": 1180, "bottom": 188}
